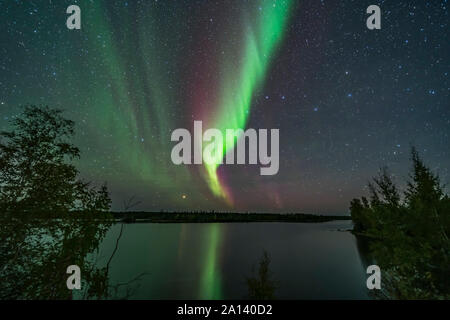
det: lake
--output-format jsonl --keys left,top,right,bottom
{"left": 93, "top": 220, "right": 371, "bottom": 299}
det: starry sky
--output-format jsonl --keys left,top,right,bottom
{"left": 0, "top": 0, "right": 449, "bottom": 214}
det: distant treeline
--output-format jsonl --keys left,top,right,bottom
{"left": 112, "top": 211, "right": 350, "bottom": 223}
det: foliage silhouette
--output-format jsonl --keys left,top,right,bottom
{"left": 0, "top": 105, "right": 114, "bottom": 299}
{"left": 350, "top": 148, "right": 449, "bottom": 299}
{"left": 246, "top": 250, "right": 277, "bottom": 300}
{"left": 0, "top": 105, "right": 110, "bottom": 213}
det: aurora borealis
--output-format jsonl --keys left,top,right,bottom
{"left": 199, "top": 0, "right": 293, "bottom": 201}
{"left": 1, "top": 0, "right": 450, "bottom": 302}
{"left": 1, "top": 0, "right": 449, "bottom": 214}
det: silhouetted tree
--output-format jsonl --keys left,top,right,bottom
{"left": 0, "top": 105, "right": 110, "bottom": 213}
{"left": 0, "top": 105, "right": 113, "bottom": 299}
{"left": 350, "top": 148, "right": 450, "bottom": 299}
{"left": 246, "top": 251, "right": 277, "bottom": 299}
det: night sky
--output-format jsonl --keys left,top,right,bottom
{"left": 0, "top": 0, "right": 449, "bottom": 214}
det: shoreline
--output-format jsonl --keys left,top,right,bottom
{"left": 112, "top": 212, "right": 351, "bottom": 224}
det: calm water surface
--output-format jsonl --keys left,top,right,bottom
{"left": 94, "top": 220, "right": 371, "bottom": 299}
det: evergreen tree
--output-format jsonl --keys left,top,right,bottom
{"left": 350, "top": 148, "right": 449, "bottom": 299}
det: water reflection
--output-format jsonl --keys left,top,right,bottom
{"left": 0, "top": 213, "right": 112, "bottom": 299}
{"left": 199, "top": 223, "right": 223, "bottom": 299}
{"left": 0, "top": 219, "right": 371, "bottom": 299}
{"left": 96, "top": 221, "right": 370, "bottom": 299}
